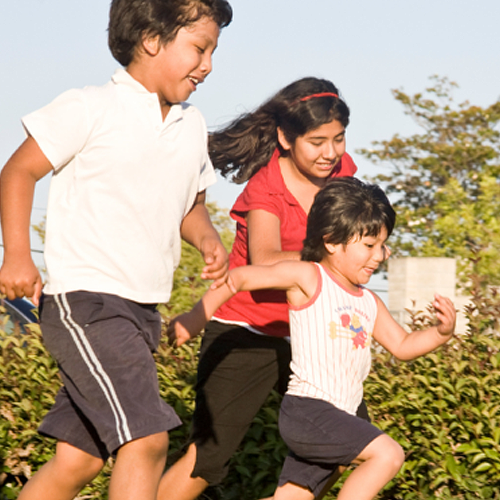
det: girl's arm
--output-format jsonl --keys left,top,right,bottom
{"left": 247, "top": 210, "right": 301, "bottom": 265}
{"left": 167, "top": 260, "right": 317, "bottom": 346}
{"left": 0, "top": 137, "right": 53, "bottom": 305}
{"left": 180, "top": 190, "right": 229, "bottom": 289}
{"left": 373, "top": 293, "right": 456, "bottom": 360}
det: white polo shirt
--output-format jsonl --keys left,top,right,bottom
{"left": 23, "top": 69, "right": 216, "bottom": 303}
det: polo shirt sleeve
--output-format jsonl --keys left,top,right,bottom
{"left": 192, "top": 110, "right": 216, "bottom": 193}
{"left": 197, "top": 149, "right": 217, "bottom": 193}
{"left": 230, "top": 167, "right": 282, "bottom": 226}
{"left": 22, "top": 89, "right": 90, "bottom": 171}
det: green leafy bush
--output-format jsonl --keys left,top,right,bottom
{"left": 2, "top": 277, "right": 500, "bottom": 499}
{"left": 361, "top": 280, "right": 500, "bottom": 500}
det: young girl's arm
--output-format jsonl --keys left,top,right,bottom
{"left": 247, "top": 210, "right": 301, "bottom": 265}
{"left": 167, "top": 260, "right": 317, "bottom": 346}
{"left": 180, "top": 190, "right": 229, "bottom": 289}
{"left": 0, "top": 137, "right": 53, "bottom": 305}
{"left": 373, "top": 293, "right": 456, "bottom": 360}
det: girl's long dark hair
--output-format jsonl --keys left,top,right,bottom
{"left": 209, "top": 77, "right": 350, "bottom": 184}
{"left": 301, "top": 178, "right": 396, "bottom": 262}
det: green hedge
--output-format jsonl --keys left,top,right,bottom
{"left": 1, "top": 284, "right": 500, "bottom": 499}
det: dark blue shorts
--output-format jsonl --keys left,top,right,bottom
{"left": 38, "top": 291, "right": 181, "bottom": 458}
{"left": 278, "top": 394, "right": 383, "bottom": 496}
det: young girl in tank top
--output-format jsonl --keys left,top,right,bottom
{"left": 168, "top": 177, "right": 456, "bottom": 500}
{"left": 158, "top": 78, "right": 362, "bottom": 500}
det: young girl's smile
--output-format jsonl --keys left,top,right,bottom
{"left": 279, "top": 119, "right": 346, "bottom": 184}
{"left": 324, "top": 227, "right": 388, "bottom": 292}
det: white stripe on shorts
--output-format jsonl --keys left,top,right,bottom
{"left": 55, "top": 293, "right": 132, "bottom": 445}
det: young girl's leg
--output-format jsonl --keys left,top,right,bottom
{"left": 17, "top": 441, "right": 104, "bottom": 500}
{"left": 337, "top": 434, "right": 404, "bottom": 500}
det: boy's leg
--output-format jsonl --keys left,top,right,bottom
{"left": 39, "top": 293, "right": 179, "bottom": 499}
{"left": 109, "top": 431, "right": 169, "bottom": 500}
{"left": 337, "top": 434, "right": 405, "bottom": 500}
{"left": 18, "top": 441, "right": 104, "bottom": 500}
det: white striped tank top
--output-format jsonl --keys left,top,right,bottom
{"left": 287, "top": 263, "right": 378, "bottom": 415}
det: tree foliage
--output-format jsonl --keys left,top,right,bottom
{"left": 358, "top": 76, "right": 500, "bottom": 287}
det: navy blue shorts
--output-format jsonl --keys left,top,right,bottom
{"left": 278, "top": 394, "right": 383, "bottom": 496}
{"left": 38, "top": 291, "right": 181, "bottom": 459}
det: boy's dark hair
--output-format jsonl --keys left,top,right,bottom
{"left": 301, "top": 177, "right": 396, "bottom": 262}
{"left": 108, "top": 0, "right": 232, "bottom": 66}
{"left": 209, "top": 77, "right": 350, "bottom": 183}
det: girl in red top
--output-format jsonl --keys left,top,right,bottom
{"left": 159, "top": 77, "right": 360, "bottom": 500}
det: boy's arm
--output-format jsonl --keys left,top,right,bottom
{"left": 180, "top": 190, "right": 229, "bottom": 289}
{"left": 373, "top": 293, "right": 456, "bottom": 360}
{"left": 167, "top": 260, "right": 316, "bottom": 346}
{"left": 0, "top": 137, "right": 53, "bottom": 305}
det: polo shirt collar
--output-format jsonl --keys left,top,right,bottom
{"left": 111, "top": 68, "right": 184, "bottom": 124}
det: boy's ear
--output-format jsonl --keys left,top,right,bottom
{"left": 277, "top": 127, "right": 292, "bottom": 151}
{"left": 142, "top": 34, "right": 162, "bottom": 57}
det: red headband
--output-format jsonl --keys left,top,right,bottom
{"left": 299, "top": 92, "right": 339, "bottom": 102}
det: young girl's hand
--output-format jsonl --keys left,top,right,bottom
{"left": 167, "top": 311, "right": 204, "bottom": 347}
{"left": 433, "top": 294, "right": 456, "bottom": 337}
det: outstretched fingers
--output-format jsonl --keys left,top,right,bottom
{"left": 433, "top": 294, "right": 456, "bottom": 336}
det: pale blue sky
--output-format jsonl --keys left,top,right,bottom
{"left": 1, "top": 0, "right": 499, "bottom": 264}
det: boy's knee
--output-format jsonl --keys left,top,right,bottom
{"left": 119, "top": 431, "right": 169, "bottom": 463}
{"left": 53, "top": 443, "right": 105, "bottom": 484}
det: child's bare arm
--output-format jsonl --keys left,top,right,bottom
{"left": 180, "top": 190, "right": 229, "bottom": 289}
{"left": 0, "top": 137, "right": 53, "bottom": 305}
{"left": 167, "top": 261, "right": 316, "bottom": 346}
{"left": 373, "top": 293, "right": 456, "bottom": 360}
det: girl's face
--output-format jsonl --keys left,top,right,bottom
{"left": 278, "top": 120, "right": 346, "bottom": 182}
{"left": 322, "top": 227, "right": 388, "bottom": 292}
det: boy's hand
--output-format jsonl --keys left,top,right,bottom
{"left": 167, "top": 311, "right": 204, "bottom": 347}
{"left": 433, "top": 294, "right": 456, "bottom": 337}
{"left": 199, "top": 236, "right": 229, "bottom": 290}
{"left": 0, "top": 257, "right": 43, "bottom": 306}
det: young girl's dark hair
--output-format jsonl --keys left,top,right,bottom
{"left": 301, "top": 177, "right": 396, "bottom": 262}
{"left": 108, "top": 0, "right": 232, "bottom": 66}
{"left": 209, "top": 77, "right": 350, "bottom": 183}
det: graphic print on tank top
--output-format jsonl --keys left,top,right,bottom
{"left": 329, "top": 312, "right": 372, "bottom": 349}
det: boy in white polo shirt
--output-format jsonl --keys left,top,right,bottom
{"left": 0, "top": 1, "right": 232, "bottom": 499}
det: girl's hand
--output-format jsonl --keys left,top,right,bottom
{"left": 167, "top": 311, "right": 203, "bottom": 347}
{"left": 433, "top": 294, "right": 456, "bottom": 337}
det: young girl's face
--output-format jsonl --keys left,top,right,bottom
{"left": 323, "top": 227, "right": 388, "bottom": 292}
{"left": 279, "top": 119, "right": 346, "bottom": 182}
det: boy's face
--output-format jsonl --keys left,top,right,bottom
{"left": 148, "top": 17, "right": 220, "bottom": 109}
